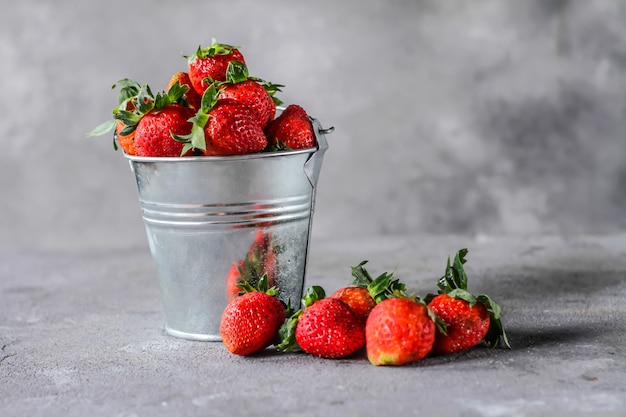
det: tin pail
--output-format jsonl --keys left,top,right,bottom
{"left": 126, "top": 117, "right": 330, "bottom": 341}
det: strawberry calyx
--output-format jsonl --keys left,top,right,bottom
{"left": 185, "top": 38, "right": 242, "bottom": 65}
{"left": 428, "top": 248, "right": 511, "bottom": 349}
{"left": 275, "top": 285, "right": 326, "bottom": 352}
{"left": 350, "top": 260, "right": 406, "bottom": 303}
{"left": 222, "top": 61, "right": 284, "bottom": 105}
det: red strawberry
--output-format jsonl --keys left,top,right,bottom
{"left": 219, "top": 79, "right": 276, "bottom": 128}
{"left": 203, "top": 101, "right": 267, "bottom": 156}
{"left": 428, "top": 293, "right": 490, "bottom": 354}
{"left": 186, "top": 40, "right": 246, "bottom": 95}
{"left": 226, "top": 231, "right": 278, "bottom": 301}
{"left": 296, "top": 297, "right": 365, "bottom": 359}
{"left": 426, "top": 248, "right": 511, "bottom": 354}
{"left": 365, "top": 295, "right": 436, "bottom": 366}
{"left": 277, "top": 286, "right": 365, "bottom": 359}
{"left": 166, "top": 71, "right": 202, "bottom": 111}
{"left": 134, "top": 104, "right": 195, "bottom": 157}
{"left": 265, "top": 104, "right": 316, "bottom": 150}
{"left": 329, "top": 287, "right": 376, "bottom": 324}
{"left": 220, "top": 275, "right": 286, "bottom": 356}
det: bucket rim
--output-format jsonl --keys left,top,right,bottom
{"left": 124, "top": 145, "right": 317, "bottom": 163}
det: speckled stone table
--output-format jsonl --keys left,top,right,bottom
{"left": 1, "top": 234, "right": 625, "bottom": 416}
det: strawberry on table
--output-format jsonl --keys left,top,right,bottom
{"left": 186, "top": 39, "right": 247, "bottom": 95}
{"left": 329, "top": 260, "right": 407, "bottom": 324}
{"left": 265, "top": 104, "right": 316, "bottom": 150}
{"left": 365, "top": 293, "right": 437, "bottom": 366}
{"left": 277, "top": 286, "right": 365, "bottom": 359}
{"left": 220, "top": 275, "right": 286, "bottom": 356}
{"left": 329, "top": 287, "right": 376, "bottom": 325}
{"left": 426, "top": 248, "right": 511, "bottom": 355}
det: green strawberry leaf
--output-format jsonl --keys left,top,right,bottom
{"left": 225, "top": 60, "right": 249, "bottom": 84}
{"left": 437, "top": 248, "right": 469, "bottom": 293}
{"left": 87, "top": 119, "right": 116, "bottom": 137}
{"left": 166, "top": 81, "right": 189, "bottom": 103}
{"left": 113, "top": 78, "right": 141, "bottom": 104}
{"left": 447, "top": 288, "right": 478, "bottom": 307}
{"left": 275, "top": 309, "right": 303, "bottom": 352}
{"left": 350, "top": 260, "right": 374, "bottom": 287}
{"left": 201, "top": 84, "right": 220, "bottom": 113}
{"left": 136, "top": 85, "right": 155, "bottom": 114}
{"left": 302, "top": 285, "right": 325, "bottom": 309}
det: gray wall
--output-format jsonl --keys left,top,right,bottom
{"left": 1, "top": 0, "right": 625, "bottom": 252}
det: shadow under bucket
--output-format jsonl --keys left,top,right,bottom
{"left": 126, "top": 118, "right": 330, "bottom": 341}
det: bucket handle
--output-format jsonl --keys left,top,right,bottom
{"left": 304, "top": 118, "right": 332, "bottom": 189}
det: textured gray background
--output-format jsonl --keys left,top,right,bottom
{"left": 1, "top": 0, "right": 625, "bottom": 252}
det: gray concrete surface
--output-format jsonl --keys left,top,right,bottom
{"left": 2, "top": 234, "right": 626, "bottom": 416}
{"left": 1, "top": 0, "right": 626, "bottom": 253}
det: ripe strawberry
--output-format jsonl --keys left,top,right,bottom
{"left": 204, "top": 101, "right": 267, "bottom": 155}
{"left": 265, "top": 104, "right": 316, "bottom": 150}
{"left": 277, "top": 286, "right": 365, "bottom": 359}
{"left": 365, "top": 295, "right": 436, "bottom": 366}
{"left": 219, "top": 80, "right": 276, "bottom": 128}
{"left": 328, "top": 260, "right": 408, "bottom": 325}
{"left": 296, "top": 298, "right": 365, "bottom": 359}
{"left": 186, "top": 40, "right": 246, "bottom": 95}
{"left": 166, "top": 71, "right": 201, "bottom": 110}
{"left": 215, "top": 61, "right": 282, "bottom": 129}
{"left": 428, "top": 293, "right": 490, "bottom": 354}
{"left": 173, "top": 84, "right": 268, "bottom": 156}
{"left": 220, "top": 275, "right": 286, "bottom": 356}
{"left": 329, "top": 286, "right": 376, "bottom": 324}
{"left": 226, "top": 231, "right": 278, "bottom": 301}
{"left": 426, "top": 248, "right": 511, "bottom": 354}
{"left": 134, "top": 103, "right": 195, "bottom": 157}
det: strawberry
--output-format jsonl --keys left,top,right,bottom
{"left": 173, "top": 83, "right": 268, "bottom": 156}
{"left": 216, "top": 61, "right": 282, "bottom": 129}
{"left": 90, "top": 80, "right": 195, "bottom": 157}
{"left": 186, "top": 39, "right": 247, "bottom": 95}
{"left": 134, "top": 103, "right": 195, "bottom": 157}
{"left": 277, "top": 286, "right": 365, "bottom": 359}
{"left": 365, "top": 294, "right": 437, "bottom": 366}
{"left": 265, "top": 104, "right": 316, "bottom": 150}
{"left": 426, "top": 248, "right": 511, "bottom": 354}
{"left": 329, "top": 287, "right": 376, "bottom": 324}
{"left": 166, "top": 71, "right": 202, "bottom": 111}
{"left": 226, "top": 231, "right": 279, "bottom": 301}
{"left": 204, "top": 101, "right": 267, "bottom": 155}
{"left": 220, "top": 275, "right": 286, "bottom": 356}
{"left": 329, "top": 260, "right": 409, "bottom": 325}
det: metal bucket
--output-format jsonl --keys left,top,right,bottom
{"left": 126, "top": 117, "right": 330, "bottom": 341}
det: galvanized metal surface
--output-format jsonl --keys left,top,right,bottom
{"left": 125, "top": 119, "right": 330, "bottom": 341}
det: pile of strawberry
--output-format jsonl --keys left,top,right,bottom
{"left": 220, "top": 248, "right": 511, "bottom": 366}
{"left": 90, "top": 39, "right": 316, "bottom": 157}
